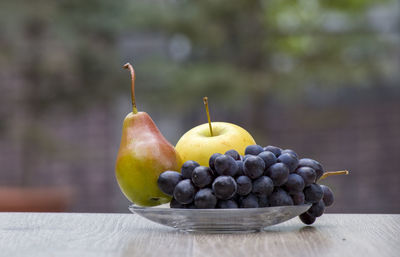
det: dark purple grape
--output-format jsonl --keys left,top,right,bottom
{"left": 157, "top": 171, "right": 183, "bottom": 196}
{"left": 217, "top": 199, "right": 238, "bottom": 209}
{"left": 320, "top": 185, "right": 334, "bottom": 207}
{"left": 269, "top": 188, "right": 294, "bottom": 206}
{"left": 185, "top": 203, "right": 196, "bottom": 209}
{"left": 244, "top": 156, "right": 265, "bottom": 179}
{"left": 298, "top": 158, "right": 324, "bottom": 181}
{"left": 170, "top": 198, "right": 185, "bottom": 208}
{"left": 191, "top": 166, "right": 213, "bottom": 188}
{"left": 181, "top": 160, "right": 200, "bottom": 179}
{"left": 263, "top": 145, "right": 282, "bottom": 157}
{"left": 225, "top": 149, "right": 241, "bottom": 160}
{"left": 194, "top": 188, "right": 217, "bottom": 209}
{"left": 214, "top": 155, "right": 239, "bottom": 176}
{"left": 295, "top": 166, "right": 317, "bottom": 186}
{"left": 277, "top": 153, "right": 299, "bottom": 173}
{"left": 236, "top": 175, "right": 252, "bottom": 196}
{"left": 242, "top": 154, "right": 253, "bottom": 161}
{"left": 258, "top": 195, "right": 269, "bottom": 207}
{"left": 252, "top": 176, "right": 274, "bottom": 197}
{"left": 283, "top": 174, "right": 305, "bottom": 194}
{"left": 245, "top": 145, "right": 264, "bottom": 156}
{"left": 281, "top": 149, "right": 298, "bottom": 158}
{"left": 304, "top": 183, "right": 323, "bottom": 203}
{"left": 291, "top": 192, "right": 305, "bottom": 205}
{"left": 258, "top": 151, "right": 277, "bottom": 169}
{"left": 307, "top": 200, "right": 325, "bottom": 217}
{"left": 299, "top": 212, "right": 316, "bottom": 225}
{"left": 173, "top": 179, "right": 195, "bottom": 204}
{"left": 235, "top": 160, "right": 244, "bottom": 177}
{"left": 209, "top": 153, "right": 222, "bottom": 171}
{"left": 239, "top": 194, "right": 259, "bottom": 208}
{"left": 265, "top": 163, "right": 289, "bottom": 186}
{"left": 212, "top": 176, "right": 237, "bottom": 200}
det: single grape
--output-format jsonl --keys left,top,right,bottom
{"left": 157, "top": 171, "right": 183, "bottom": 196}
{"left": 181, "top": 160, "right": 200, "bottom": 179}
{"left": 244, "top": 156, "right": 265, "bottom": 179}
{"left": 299, "top": 212, "right": 316, "bottom": 225}
{"left": 307, "top": 199, "right": 325, "bottom": 217}
{"left": 269, "top": 188, "right": 294, "bottom": 206}
{"left": 263, "top": 145, "right": 282, "bottom": 157}
{"left": 281, "top": 149, "right": 298, "bottom": 158}
{"left": 298, "top": 158, "right": 324, "bottom": 181}
{"left": 258, "top": 195, "right": 269, "bottom": 207}
{"left": 252, "top": 176, "right": 274, "bottom": 197}
{"left": 242, "top": 154, "right": 253, "bottom": 161}
{"left": 291, "top": 192, "right": 305, "bottom": 205}
{"left": 173, "top": 179, "right": 195, "bottom": 204}
{"left": 283, "top": 174, "right": 305, "bottom": 194}
{"left": 304, "top": 183, "right": 324, "bottom": 203}
{"left": 225, "top": 149, "right": 241, "bottom": 161}
{"left": 245, "top": 144, "right": 264, "bottom": 156}
{"left": 320, "top": 185, "right": 334, "bottom": 207}
{"left": 191, "top": 166, "right": 213, "bottom": 188}
{"left": 236, "top": 175, "right": 252, "bottom": 196}
{"left": 265, "top": 163, "right": 289, "bottom": 186}
{"left": 212, "top": 176, "right": 237, "bottom": 200}
{"left": 217, "top": 199, "right": 238, "bottom": 209}
{"left": 235, "top": 160, "right": 244, "bottom": 177}
{"left": 277, "top": 153, "right": 299, "bottom": 173}
{"left": 258, "top": 151, "right": 277, "bottom": 169}
{"left": 209, "top": 153, "right": 222, "bottom": 171}
{"left": 194, "top": 188, "right": 217, "bottom": 209}
{"left": 295, "top": 166, "right": 317, "bottom": 186}
{"left": 214, "top": 155, "right": 239, "bottom": 176}
{"left": 170, "top": 198, "right": 185, "bottom": 208}
{"left": 239, "top": 194, "right": 259, "bottom": 208}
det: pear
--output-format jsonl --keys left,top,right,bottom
{"left": 115, "top": 63, "right": 182, "bottom": 206}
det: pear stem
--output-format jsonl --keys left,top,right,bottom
{"left": 319, "top": 170, "right": 349, "bottom": 180}
{"left": 203, "top": 97, "right": 213, "bottom": 137}
{"left": 123, "top": 63, "right": 138, "bottom": 114}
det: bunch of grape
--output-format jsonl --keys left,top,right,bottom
{"left": 157, "top": 145, "right": 335, "bottom": 225}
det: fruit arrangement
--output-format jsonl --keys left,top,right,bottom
{"left": 158, "top": 145, "right": 346, "bottom": 225}
{"left": 115, "top": 62, "right": 348, "bottom": 226}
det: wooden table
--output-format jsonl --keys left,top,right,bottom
{"left": 0, "top": 213, "right": 399, "bottom": 257}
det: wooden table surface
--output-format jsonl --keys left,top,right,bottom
{"left": 0, "top": 213, "right": 399, "bottom": 257}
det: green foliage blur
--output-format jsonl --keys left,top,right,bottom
{"left": 1, "top": 0, "right": 397, "bottom": 115}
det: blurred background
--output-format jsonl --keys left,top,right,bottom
{"left": 0, "top": 0, "right": 399, "bottom": 213}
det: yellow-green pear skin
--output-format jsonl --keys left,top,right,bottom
{"left": 115, "top": 112, "right": 182, "bottom": 206}
{"left": 176, "top": 122, "right": 256, "bottom": 166}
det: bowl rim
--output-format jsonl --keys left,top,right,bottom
{"left": 129, "top": 203, "right": 312, "bottom": 213}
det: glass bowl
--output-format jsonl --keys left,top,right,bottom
{"left": 129, "top": 204, "right": 311, "bottom": 233}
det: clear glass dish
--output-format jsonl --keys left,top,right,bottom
{"left": 129, "top": 204, "right": 311, "bottom": 233}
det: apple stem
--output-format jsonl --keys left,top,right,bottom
{"left": 203, "top": 97, "right": 214, "bottom": 137}
{"left": 319, "top": 170, "right": 349, "bottom": 180}
{"left": 123, "top": 63, "right": 138, "bottom": 114}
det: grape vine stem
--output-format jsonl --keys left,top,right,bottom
{"left": 319, "top": 170, "right": 349, "bottom": 180}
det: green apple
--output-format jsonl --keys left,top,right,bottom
{"left": 175, "top": 122, "right": 256, "bottom": 166}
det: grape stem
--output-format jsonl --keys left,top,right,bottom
{"left": 123, "top": 63, "right": 138, "bottom": 114}
{"left": 319, "top": 170, "right": 349, "bottom": 180}
{"left": 203, "top": 97, "right": 214, "bottom": 137}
